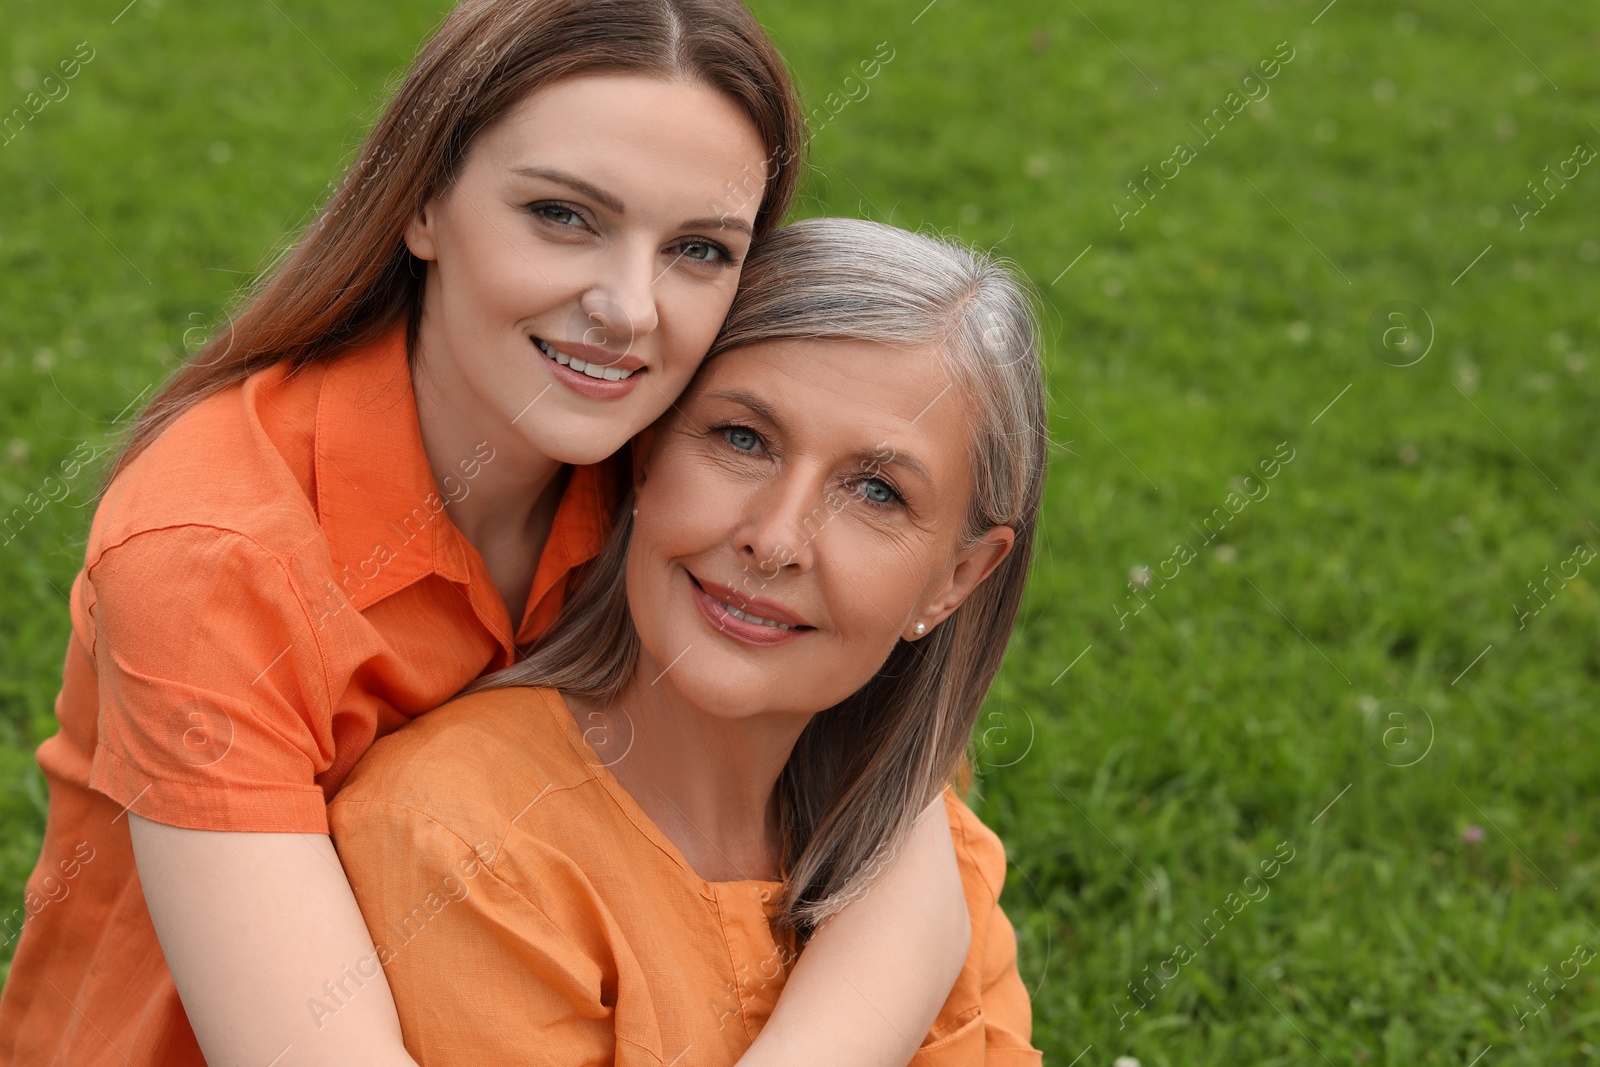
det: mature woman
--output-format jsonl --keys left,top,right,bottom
{"left": 329, "top": 217, "right": 1048, "bottom": 1064}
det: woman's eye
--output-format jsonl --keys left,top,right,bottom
{"left": 675, "top": 239, "right": 732, "bottom": 265}
{"left": 723, "top": 426, "right": 761, "bottom": 452}
{"left": 532, "top": 203, "right": 584, "bottom": 227}
{"left": 856, "top": 478, "right": 901, "bottom": 507}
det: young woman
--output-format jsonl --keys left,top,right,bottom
{"left": 0, "top": 5, "right": 976, "bottom": 1065}
{"left": 328, "top": 217, "right": 1048, "bottom": 1065}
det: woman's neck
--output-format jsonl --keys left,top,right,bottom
{"left": 410, "top": 329, "right": 567, "bottom": 624}
{"left": 570, "top": 668, "right": 813, "bottom": 883}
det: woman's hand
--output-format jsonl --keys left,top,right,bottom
{"left": 129, "top": 815, "right": 420, "bottom": 1067}
{"left": 735, "top": 796, "right": 971, "bottom": 1067}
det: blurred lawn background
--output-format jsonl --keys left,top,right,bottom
{"left": 3, "top": 0, "right": 1598, "bottom": 1062}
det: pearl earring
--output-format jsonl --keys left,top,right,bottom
{"left": 632, "top": 507, "right": 639, "bottom": 516}
{"left": 914, "top": 622, "right": 926, "bottom": 636}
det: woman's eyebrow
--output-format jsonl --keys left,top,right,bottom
{"left": 681, "top": 215, "right": 754, "bottom": 237}
{"left": 706, "top": 389, "right": 784, "bottom": 429}
{"left": 869, "top": 445, "right": 934, "bottom": 490}
{"left": 511, "top": 166, "right": 624, "bottom": 214}
{"left": 510, "top": 167, "right": 752, "bottom": 235}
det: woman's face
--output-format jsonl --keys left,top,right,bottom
{"left": 406, "top": 75, "right": 770, "bottom": 466}
{"left": 626, "top": 339, "right": 1015, "bottom": 720}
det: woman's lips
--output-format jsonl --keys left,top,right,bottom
{"left": 693, "top": 576, "right": 812, "bottom": 628}
{"left": 688, "top": 573, "right": 812, "bottom": 648}
{"left": 531, "top": 335, "right": 645, "bottom": 401}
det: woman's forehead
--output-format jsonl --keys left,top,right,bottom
{"left": 686, "top": 338, "right": 978, "bottom": 475}
{"left": 701, "top": 337, "right": 950, "bottom": 407}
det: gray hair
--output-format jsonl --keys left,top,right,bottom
{"left": 474, "top": 216, "right": 1049, "bottom": 935}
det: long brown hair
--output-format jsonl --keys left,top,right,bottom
{"left": 104, "top": 0, "right": 805, "bottom": 489}
{"left": 476, "top": 218, "right": 1049, "bottom": 935}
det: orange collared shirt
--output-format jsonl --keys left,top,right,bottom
{"left": 329, "top": 687, "right": 1042, "bottom": 1066}
{"left": 0, "top": 325, "right": 616, "bottom": 1066}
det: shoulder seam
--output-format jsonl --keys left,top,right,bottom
{"left": 947, "top": 800, "right": 1004, "bottom": 909}
{"left": 331, "top": 797, "right": 597, "bottom": 955}
{"left": 88, "top": 524, "right": 337, "bottom": 718}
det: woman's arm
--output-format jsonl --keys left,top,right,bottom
{"left": 737, "top": 797, "right": 972, "bottom": 1067}
{"left": 130, "top": 816, "right": 419, "bottom": 1067}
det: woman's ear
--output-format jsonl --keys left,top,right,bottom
{"left": 630, "top": 426, "right": 660, "bottom": 492}
{"left": 910, "top": 526, "right": 1016, "bottom": 636}
{"left": 404, "top": 199, "right": 441, "bottom": 262}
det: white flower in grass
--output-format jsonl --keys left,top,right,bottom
{"left": 1114, "top": 1057, "right": 1142, "bottom": 1067}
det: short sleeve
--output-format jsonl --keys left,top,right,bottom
{"left": 917, "top": 793, "right": 1043, "bottom": 1066}
{"left": 87, "top": 526, "right": 334, "bottom": 832}
{"left": 329, "top": 798, "right": 623, "bottom": 1067}
{"left": 976, "top": 892, "right": 1043, "bottom": 1064}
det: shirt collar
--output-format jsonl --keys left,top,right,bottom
{"left": 518, "top": 456, "right": 618, "bottom": 644}
{"left": 314, "top": 324, "right": 448, "bottom": 612}
{"left": 312, "top": 323, "right": 619, "bottom": 644}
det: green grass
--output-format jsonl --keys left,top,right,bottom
{"left": 3, "top": 0, "right": 1598, "bottom": 1062}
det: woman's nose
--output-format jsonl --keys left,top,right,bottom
{"left": 736, "top": 472, "right": 823, "bottom": 580}
{"left": 576, "top": 248, "right": 661, "bottom": 352}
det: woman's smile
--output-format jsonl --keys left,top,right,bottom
{"left": 530, "top": 334, "right": 646, "bottom": 399}
{"left": 687, "top": 571, "right": 814, "bottom": 647}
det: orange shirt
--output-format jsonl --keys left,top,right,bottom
{"left": 0, "top": 325, "right": 615, "bottom": 1066}
{"left": 330, "top": 687, "right": 1042, "bottom": 1066}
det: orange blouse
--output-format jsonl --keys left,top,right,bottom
{"left": 330, "top": 687, "right": 1042, "bottom": 1066}
{"left": 0, "top": 325, "right": 615, "bottom": 1066}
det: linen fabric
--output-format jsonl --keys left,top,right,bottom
{"left": 330, "top": 686, "right": 1043, "bottom": 1066}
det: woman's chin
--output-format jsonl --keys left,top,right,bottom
{"left": 649, "top": 661, "right": 817, "bottom": 726}
{"left": 516, "top": 417, "right": 634, "bottom": 468}
{"left": 656, "top": 667, "right": 773, "bottom": 720}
